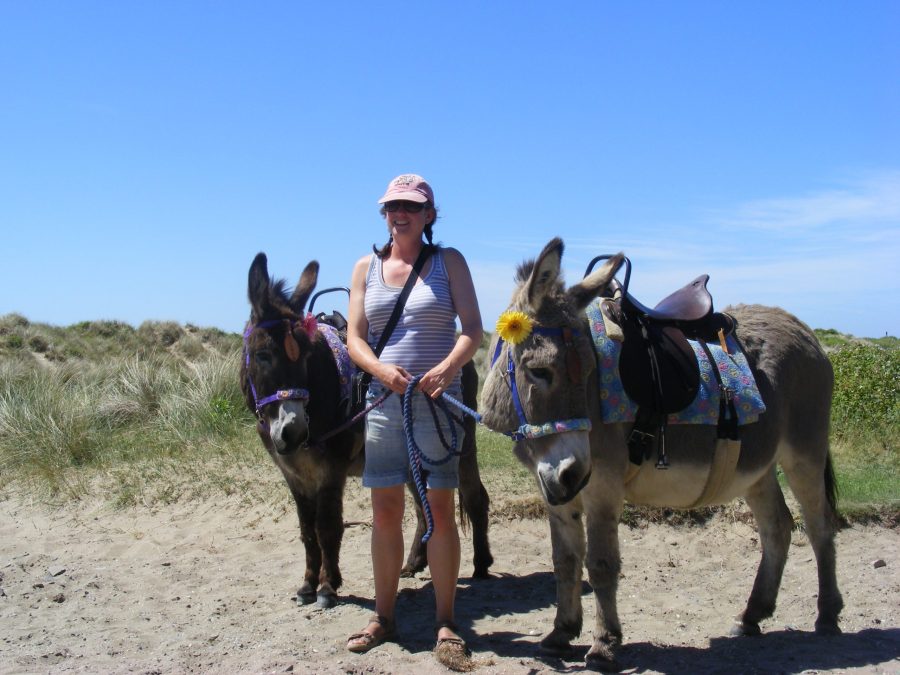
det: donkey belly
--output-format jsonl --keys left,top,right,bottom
{"left": 624, "top": 464, "right": 768, "bottom": 507}
{"left": 622, "top": 428, "right": 773, "bottom": 508}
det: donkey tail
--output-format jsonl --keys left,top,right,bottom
{"left": 824, "top": 450, "right": 840, "bottom": 521}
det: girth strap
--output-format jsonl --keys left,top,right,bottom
{"left": 688, "top": 438, "right": 742, "bottom": 508}
{"left": 624, "top": 436, "right": 742, "bottom": 507}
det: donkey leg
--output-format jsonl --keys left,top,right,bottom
{"left": 458, "top": 443, "right": 494, "bottom": 578}
{"left": 734, "top": 469, "right": 793, "bottom": 635}
{"left": 583, "top": 508, "right": 623, "bottom": 667}
{"left": 291, "top": 489, "right": 321, "bottom": 606}
{"left": 781, "top": 453, "right": 843, "bottom": 634}
{"left": 401, "top": 484, "right": 428, "bottom": 577}
{"left": 540, "top": 496, "right": 586, "bottom": 656}
{"left": 458, "top": 360, "right": 494, "bottom": 578}
{"left": 314, "top": 480, "right": 346, "bottom": 608}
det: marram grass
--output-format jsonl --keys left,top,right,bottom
{"left": 0, "top": 315, "right": 896, "bottom": 522}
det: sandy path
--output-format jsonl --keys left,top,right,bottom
{"left": 1, "top": 482, "right": 898, "bottom": 674}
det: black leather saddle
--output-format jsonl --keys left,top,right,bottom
{"left": 585, "top": 256, "right": 737, "bottom": 468}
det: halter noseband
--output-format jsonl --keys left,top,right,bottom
{"left": 243, "top": 320, "right": 311, "bottom": 420}
{"left": 490, "top": 325, "right": 592, "bottom": 441}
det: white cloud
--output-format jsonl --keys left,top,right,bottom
{"left": 712, "top": 170, "right": 900, "bottom": 232}
{"left": 468, "top": 170, "right": 900, "bottom": 337}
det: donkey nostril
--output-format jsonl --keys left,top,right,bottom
{"left": 280, "top": 423, "right": 305, "bottom": 450}
{"left": 558, "top": 457, "right": 589, "bottom": 495}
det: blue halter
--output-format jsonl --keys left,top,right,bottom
{"left": 489, "top": 325, "right": 592, "bottom": 441}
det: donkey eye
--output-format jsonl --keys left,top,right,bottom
{"left": 525, "top": 366, "right": 554, "bottom": 386}
{"left": 254, "top": 350, "right": 273, "bottom": 366}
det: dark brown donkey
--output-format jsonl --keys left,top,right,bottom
{"left": 241, "top": 253, "right": 493, "bottom": 608}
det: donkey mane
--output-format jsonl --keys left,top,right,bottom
{"left": 512, "top": 258, "right": 578, "bottom": 326}
{"left": 269, "top": 278, "right": 294, "bottom": 306}
{"left": 515, "top": 258, "right": 537, "bottom": 283}
{"left": 259, "top": 278, "right": 300, "bottom": 318}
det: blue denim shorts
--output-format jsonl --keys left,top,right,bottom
{"left": 363, "top": 382, "right": 464, "bottom": 489}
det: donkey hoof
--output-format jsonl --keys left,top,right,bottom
{"left": 472, "top": 552, "right": 494, "bottom": 579}
{"left": 585, "top": 650, "right": 619, "bottom": 672}
{"left": 472, "top": 561, "right": 493, "bottom": 579}
{"left": 815, "top": 618, "right": 841, "bottom": 636}
{"left": 585, "top": 634, "right": 621, "bottom": 672}
{"left": 400, "top": 559, "right": 426, "bottom": 578}
{"left": 296, "top": 583, "right": 317, "bottom": 606}
{"left": 730, "top": 620, "right": 761, "bottom": 637}
{"left": 316, "top": 592, "right": 338, "bottom": 609}
{"left": 539, "top": 629, "right": 575, "bottom": 657}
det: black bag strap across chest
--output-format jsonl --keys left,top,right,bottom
{"left": 354, "top": 245, "right": 433, "bottom": 402}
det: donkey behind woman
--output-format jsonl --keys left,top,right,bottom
{"left": 241, "top": 253, "right": 492, "bottom": 608}
{"left": 480, "top": 238, "right": 842, "bottom": 668}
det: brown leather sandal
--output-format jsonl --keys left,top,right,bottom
{"left": 434, "top": 621, "right": 473, "bottom": 672}
{"left": 346, "top": 614, "right": 397, "bottom": 653}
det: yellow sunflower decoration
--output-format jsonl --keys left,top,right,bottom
{"left": 496, "top": 310, "right": 533, "bottom": 345}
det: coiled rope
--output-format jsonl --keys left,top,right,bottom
{"left": 318, "top": 372, "right": 586, "bottom": 544}
{"left": 402, "top": 375, "right": 470, "bottom": 543}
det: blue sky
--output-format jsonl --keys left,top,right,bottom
{"left": 1, "top": 1, "right": 898, "bottom": 337}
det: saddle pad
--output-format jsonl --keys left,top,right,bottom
{"left": 585, "top": 300, "right": 766, "bottom": 426}
{"left": 318, "top": 324, "right": 355, "bottom": 403}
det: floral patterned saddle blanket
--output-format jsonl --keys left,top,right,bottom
{"left": 585, "top": 298, "right": 766, "bottom": 427}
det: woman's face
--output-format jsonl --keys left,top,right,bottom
{"left": 383, "top": 201, "right": 432, "bottom": 240}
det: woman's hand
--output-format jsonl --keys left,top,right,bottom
{"left": 378, "top": 364, "right": 414, "bottom": 395}
{"left": 418, "top": 364, "right": 457, "bottom": 399}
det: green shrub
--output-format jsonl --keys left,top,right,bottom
{"left": 814, "top": 328, "right": 847, "bottom": 350}
{"left": 73, "top": 320, "right": 135, "bottom": 340}
{"left": 28, "top": 334, "right": 50, "bottom": 353}
{"left": 0, "top": 313, "right": 30, "bottom": 332}
{"left": 4, "top": 334, "right": 24, "bottom": 349}
{"left": 872, "top": 335, "right": 900, "bottom": 350}
{"left": 830, "top": 342, "right": 899, "bottom": 437}
{"left": 138, "top": 320, "right": 184, "bottom": 348}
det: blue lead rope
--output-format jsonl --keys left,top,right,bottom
{"left": 371, "top": 372, "right": 587, "bottom": 544}
{"left": 402, "top": 375, "right": 471, "bottom": 543}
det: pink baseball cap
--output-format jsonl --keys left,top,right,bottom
{"left": 377, "top": 174, "right": 434, "bottom": 204}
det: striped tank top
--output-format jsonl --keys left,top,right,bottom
{"left": 364, "top": 249, "right": 459, "bottom": 387}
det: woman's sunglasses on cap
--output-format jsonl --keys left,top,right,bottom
{"left": 384, "top": 200, "right": 428, "bottom": 214}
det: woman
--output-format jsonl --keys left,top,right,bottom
{"left": 346, "top": 174, "right": 482, "bottom": 669}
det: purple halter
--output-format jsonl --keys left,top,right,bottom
{"left": 243, "top": 320, "right": 310, "bottom": 420}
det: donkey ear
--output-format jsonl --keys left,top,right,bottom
{"left": 525, "top": 237, "right": 564, "bottom": 310}
{"left": 289, "top": 261, "right": 319, "bottom": 313}
{"left": 567, "top": 253, "right": 625, "bottom": 310}
{"left": 248, "top": 252, "right": 271, "bottom": 319}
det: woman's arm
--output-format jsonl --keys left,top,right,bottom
{"left": 418, "top": 247, "right": 483, "bottom": 398}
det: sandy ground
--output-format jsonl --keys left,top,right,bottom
{"left": 1, "top": 481, "right": 898, "bottom": 675}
